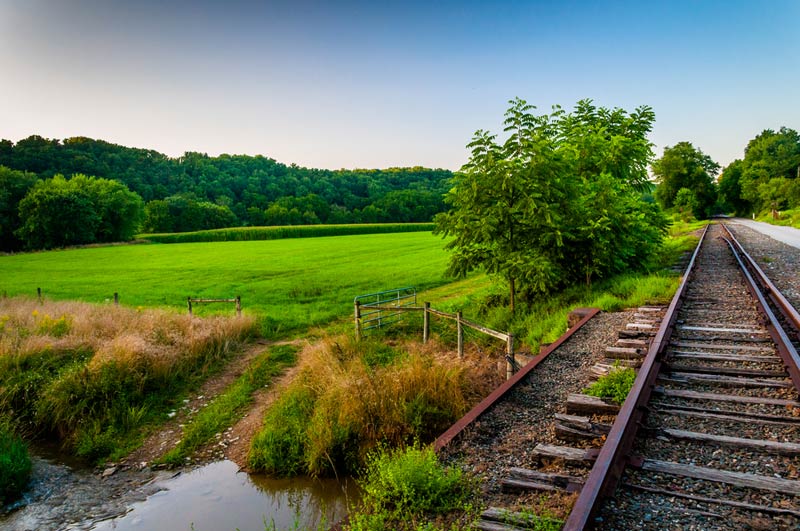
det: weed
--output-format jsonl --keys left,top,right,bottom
{"left": 345, "top": 443, "right": 474, "bottom": 531}
{"left": 584, "top": 363, "right": 637, "bottom": 405}
{"left": 0, "top": 418, "right": 31, "bottom": 505}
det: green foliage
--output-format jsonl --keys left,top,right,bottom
{"left": 0, "top": 418, "right": 31, "bottom": 504}
{"left": 161, "top": 344, "right": 298, "bottom": 465}
{"left": 141, "top": 223, "right": 435, "bottom": 243}
{"left": 719, "top": 127, "right": 800, "bottom": 216}
{"left": 15, "top": 173, "right": 143, "bottom": 250}
{"left": 0, "top": 135, "right": 451, "bottom": 239}
{"left": 652, "top": 141, "right": 719, "bottom": 219}
{"left": 0, "top": 165, "right": 38, "bottom": 251}
{"left": 436, "top": 98, "right": 667, "bottom": 310}
{"left": 345, "top": 444, "right": 472, "bottom": 531}
{"left": 584, "top": 364, "right": 637, "bottom": 405}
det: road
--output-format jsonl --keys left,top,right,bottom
{"left": 727, "top": 218, "right": 800, "bottom": 250}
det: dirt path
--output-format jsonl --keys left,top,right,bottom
{"left": 123, "top": 339, "right": 295, "bottom": 468}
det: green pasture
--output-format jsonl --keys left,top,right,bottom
{"left": 0, "top": 232, "right": 454, "bottom": 336}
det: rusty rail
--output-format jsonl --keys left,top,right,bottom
{"left": 564, "top": 221, "right": 800, "bottom": 529}
{"left": 562, "top": 224, "right": 710, "bottom": 530}
{"left": 721, "top": 223, "right": 800, "bottom": 390}
{"left": 434, "top": 307, "right": 600, "bottom": 451}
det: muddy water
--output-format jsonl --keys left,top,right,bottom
{"left": 1, "top": 458, "right": 356, "bottom": 531}
{"left": 90, "top": 461, "right": 356, "bottom": 531}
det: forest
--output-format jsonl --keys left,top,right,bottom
{"left": 0, "top": 136, "right": 450, "bottom": 250}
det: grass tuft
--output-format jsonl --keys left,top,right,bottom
{"left": 0, "top": 418, "right": 31, "bottom": 505}
{"left": 584, "top": 364, "right": 637, "bottom": 405}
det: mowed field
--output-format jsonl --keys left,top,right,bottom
{"left": 0, "top": 231, "right": 458, "bottom": 335}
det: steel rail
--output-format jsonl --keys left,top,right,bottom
{"left": 721, "top": 226, "right": 800, "bottom": 391}
{"left": 564, "top": 222, "right": 800, "bottom": 530}
{"left": 721, "top": 223, "right": 800, "bottom": 334}
{"left": 562, "top": 223, "right": 709, "bottom": 531}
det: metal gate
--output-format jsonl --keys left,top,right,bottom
{"left": 354, "top": 287, "right": 417, "bottom": 333}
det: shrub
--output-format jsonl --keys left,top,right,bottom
{"left": 0, "top": 419, "right": 31, "bottom": 504}
{"left": 345, "top": 444, "right": 472, "bottom": 531}
{"left": 584, "top": 364, "right": 637, "bottom": 405}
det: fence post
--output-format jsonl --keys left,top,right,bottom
{"left": 457, "top": 311, "right": 464, "bottom": 359}
{"left": 354, "top": 301, "right": 362, "bottom": 341}
{"left": 423, "top": 302, "right": 430, "bottom": 343}
{"left": 506, "top": 333, "right": 515, "bottom": 380}
{"left": 37, "top": 287, "right": 42, "bottom": 303}
{"left": 114, "top": 292, "right": 119, "bottom": 306}
{"left": 236, "top": 296, "right": 242, "bottom": 317}
{"left": 187, "top": 297, "right": 193, "bottom": 316}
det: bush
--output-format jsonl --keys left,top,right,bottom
{"left": 584, "top": 364, "right": 637, "bottom": 405}
{"left": 346, "top": 444, "right": 472, "bottom": 531}
{"left": 0, "top": 420, "right": 31, "bottom": 504}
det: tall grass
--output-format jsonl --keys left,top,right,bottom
{"left": 249, "top": 336, "right": 501, "bottom": 477}
{"left": 0, "top": 417, "right": 31, "bottom": 505}
{"left": 755, "top": 208, "right": 800, "bottom": 228}
{"left": 0, "top": 297, "right": 256, "bottom": 461}
{"left": 140, "top": 223, "right": 435, "bottom": 244}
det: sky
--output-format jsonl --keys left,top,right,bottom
{"left": 1, "top": 0, "right": 798, "bottom": 171}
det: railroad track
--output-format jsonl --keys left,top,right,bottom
{"left": 564, "top": 222, "right": 800, "bottom": 530}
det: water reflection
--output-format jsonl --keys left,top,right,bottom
{"left": 91, "top": 461, "right": 358, "bottom": 531}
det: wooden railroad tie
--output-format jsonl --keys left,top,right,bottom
{"left": 566, "top": 393, "right": 621, "bottom": 416}
{"left": 554, "top": 413, "right": 612, "bottom": 442}
{"left": 501, "top": 467, "right": 584, "bottom": 493}
{"left": 532, "top": 443, "right": 599, "bottom": 466}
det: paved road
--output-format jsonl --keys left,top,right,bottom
{"left": 727, "top": 218, "right": 800, "bottom": 250}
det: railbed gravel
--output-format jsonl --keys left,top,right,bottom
{"left": 727, "top": 223, "right": 800, "bottom": 315}
{"left": 438, "top": 310, "right": 637, "bottom": 511}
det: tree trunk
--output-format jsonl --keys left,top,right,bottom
{"left": 509, "top": 277, "right": 516, "bottom": 313}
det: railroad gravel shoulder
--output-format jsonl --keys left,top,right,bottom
{"left": 439, "top": 310, "right": 635, "bottom": 514}
{"left": 727, "top": 223, "right": 800, "bottom": 313}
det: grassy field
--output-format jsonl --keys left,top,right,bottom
{"left": 0, "top": 232, "right": 453, "bottom": 336}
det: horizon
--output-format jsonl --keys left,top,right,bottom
{"left": 2, "top": 0, "right": 799, "bottom": 171}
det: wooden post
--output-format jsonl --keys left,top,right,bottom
{"left": 354, "top": 301, "right": 362, "bottom": 340}
{"left": 235, "top": 296, "right": 242, "bottom": 317}
{"left": 423, "top": 302, "right": 430, "bottom": 343}
{"left": 506, "top": 333, "right": 515, "bottom": 380}
{"left": 187, "top": 297, "right": 193, "bottom": 316}
{"left": 37, "top": 287, "right": 42, "bottom": 303}
{"left": 113, "top": 292, "right": 119, "bottom": 306}
{"left": 457, "top": 311, "right": 464, "bottom": 359}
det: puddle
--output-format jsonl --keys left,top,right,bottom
{"left": 90, "top": 460, "right": 357, "bottom": 531}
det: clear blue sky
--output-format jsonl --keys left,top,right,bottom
{"left": 1, "top": 0, "right": 798, "bottom": 171}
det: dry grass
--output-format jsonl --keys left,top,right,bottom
{"left": 249, "top": 334, "right": 503, "bottom": 477}
{"left": 0, "top": 296, "right": 256, "bottom": 461}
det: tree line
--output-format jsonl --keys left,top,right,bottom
{"left": 0, "top": 136, "right": 451, "bottom": 250}
{"left": 652, "top": 127, "right": 800, "bottom": 219}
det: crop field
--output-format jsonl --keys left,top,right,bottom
{"left": 0, "top": 232, "right": 456, "bottom": 335}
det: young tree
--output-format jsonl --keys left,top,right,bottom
{"left": 436, "top": 98, "right": 666, "bottom": 310}
{"left": 652, "top": 142, "right": 719, "bottom": 218}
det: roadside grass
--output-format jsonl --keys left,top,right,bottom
{"left": 755, "top": 208, "right": 800, "bottom": 228}
{"left": 139, "top": 223, "right": 435, "bottom": 243}
{"left": 248, "top": 336, "right": 501, "bottom": 477}
{"left": 0, "top": 417, "right": 31, "bottom": 505}
{"left": 0, "top": 297, "right": 255, "bottom": 462}
{"left": 160, "top": 344, "right": 299, "bottom": 466}
{"left": 0, "top": 232, "right": 452, "bottom": 338}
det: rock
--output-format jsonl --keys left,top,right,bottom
{"left": 102, "top": 466, "right": 118, "bottom": 478}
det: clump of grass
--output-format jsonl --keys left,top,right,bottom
{"left": 345, "top": 443, "right": 473, "bottom": 531}
{"left": 584, "top": 364, "right": 637, "bottom": 405}
{"left": 0, "top": 297, "right": 256, "bottom": 462}
{"left": 161, "top": 344, "right": 298, "bottom": 465}
{"left": 0, "top": 418, "right": 31, "bottom": 505}
{"left": 249, "top": 336, "right": 493, "bottom": 477}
